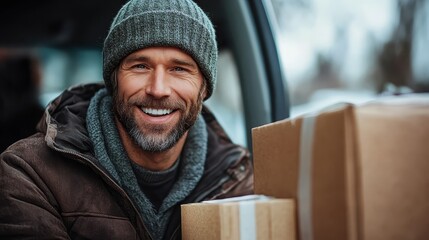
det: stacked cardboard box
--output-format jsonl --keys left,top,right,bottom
{"left": 181, "top": 195, "right": 296, "bottom": 240}
{"left": 252, "top": 94, "right": 429, "bottom": 240}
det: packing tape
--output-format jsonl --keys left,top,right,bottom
{"left": 298, "top": 114, "right": 317, "bottom": 240}
{"left": 239, "top": 201, "right": 256, "bottom": 240}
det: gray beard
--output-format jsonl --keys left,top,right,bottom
{"left": 126, "top": 113, "right": 188, "bottom": 152}
{"left": 113, "top": 95, "right": 203, "bottom": 153}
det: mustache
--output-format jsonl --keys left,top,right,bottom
{"left": 129, "top": 96, "right": 186, "bottom": 110}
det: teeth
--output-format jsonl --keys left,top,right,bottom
{"left": 142, "top": 108, "right": 173, "bottom": 116}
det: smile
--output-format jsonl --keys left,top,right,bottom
{"left": 141, "top": 108, "right": 174, "bottom": 116}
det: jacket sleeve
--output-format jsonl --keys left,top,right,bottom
{"left": 0, "top": 151, "right": 70, "bottom": 239}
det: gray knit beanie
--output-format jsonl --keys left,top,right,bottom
{"left": 103, "top": 0, "right": 218, "bottom": 100}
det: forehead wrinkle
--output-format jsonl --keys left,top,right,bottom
{"left": 120, "top": 47, "right": 200, "bottom": 70}
{"left": 122, "top": 55, "right": 150, "bottom": 65}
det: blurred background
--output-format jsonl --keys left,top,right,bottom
{"left": 269, "top": 0, "right": 429, "bottom": 116}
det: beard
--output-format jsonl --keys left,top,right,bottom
{"left": 113, "top": 89, "right": 204, "bottom": 153}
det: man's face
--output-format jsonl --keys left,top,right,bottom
{"left": 113, "top": 47, "right": 206, "bottom": 152}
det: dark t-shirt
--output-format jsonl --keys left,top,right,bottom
{"left": 130, "top": 158, "right": 180, "bottom": 211}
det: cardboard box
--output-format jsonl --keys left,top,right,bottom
{"left": 252, "top": 95, "right": 429, "bottom": 240}
{"left": 181, "top": 195, "right": 296, "bottom": 240}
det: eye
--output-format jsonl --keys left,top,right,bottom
{"left": 173, "top": 66, "right": 185, "bottom": 72}
{"left": 133, "top": 64, "right": 148, "bottom": 69}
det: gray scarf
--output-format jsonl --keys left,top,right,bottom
{"left": 86, "top": 89, "right": 207, "bottom": 240}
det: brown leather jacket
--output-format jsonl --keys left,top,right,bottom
{"left": 0, "top": 84, "right": 253, "bottom": 240}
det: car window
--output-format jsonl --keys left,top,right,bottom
{"left": 265, "top": 0, "right": 429, "bottom": 117}
{"left": 39, "top": 48, "right": 103, "bottom": 105}
{"left": 205, "top": 50, "right": 246, "bottom": 146}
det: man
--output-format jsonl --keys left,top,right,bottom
{"left": 0, "top": 0, "right": 253, "bottom": 239}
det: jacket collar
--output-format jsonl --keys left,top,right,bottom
{"left": 38, "top": 83, "right": 104, "bottom": 156}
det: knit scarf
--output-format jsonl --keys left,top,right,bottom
{"left": 86, "top": 89, "right": 207, "bottom": 240}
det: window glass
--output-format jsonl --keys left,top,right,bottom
{"left": 39, "top": 48, "right": 102, "bottom": 106}
{"left": 205, "top": 50, "right": 246, "bottom": 146}
{"left": 266, "top": 0, "right": 429, "bottom": 117}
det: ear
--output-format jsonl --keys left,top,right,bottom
{"left": 200, "top": 79, "right": 208, "bottom": 100}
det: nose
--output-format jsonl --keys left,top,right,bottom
{"left": 145, "top": 67, "right": 171, "bottom": 98}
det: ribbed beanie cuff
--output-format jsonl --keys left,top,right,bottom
{"left": 103, "top": 0, "right": 218, "bottom": 100}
